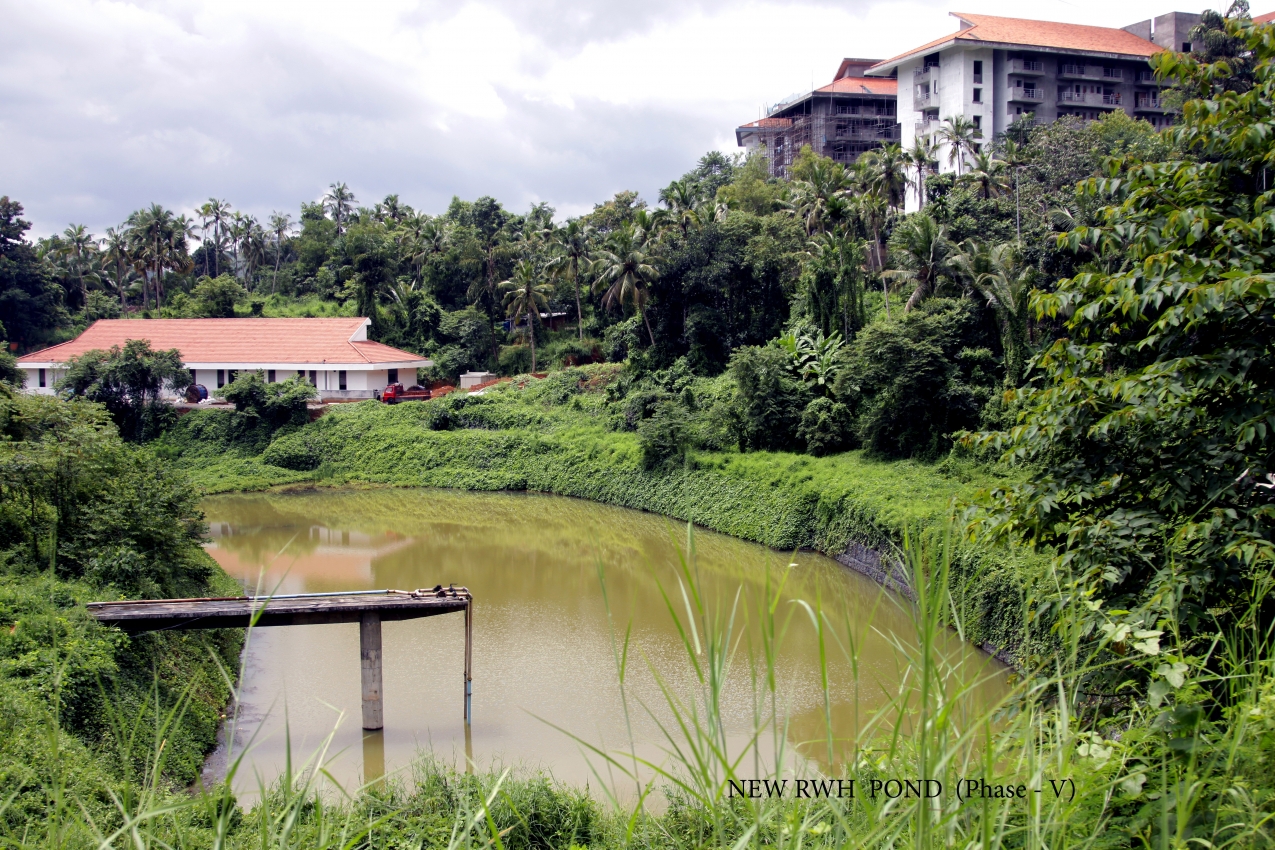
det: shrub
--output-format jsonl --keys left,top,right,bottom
{"left": 637, "top": 400, "right": 696, "bottom": 469}
{"left": 725, "top": 345, "right": 809, "bottom": 452}
{"left": 797, "top": 396, "right": 855, "bottom": 456}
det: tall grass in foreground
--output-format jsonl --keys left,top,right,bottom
{"left": 3, "top": 526, "right": 1272, "bottom": 849}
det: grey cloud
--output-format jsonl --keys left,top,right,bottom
{"left": 0, "top": 0, "right": 784, "bottom": 236}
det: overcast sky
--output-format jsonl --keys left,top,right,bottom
{"left": 1, "top": 0, "right": 1230, "bottom": 237}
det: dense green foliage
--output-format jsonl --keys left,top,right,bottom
{"left": 0, "top": 385, "right": 241, "bottom": 832}
{"left": 58, "top": 338, "right": 192, "bottom": 442}
{"left": 971, "top": 18, "right": 1275, "bottom": 677}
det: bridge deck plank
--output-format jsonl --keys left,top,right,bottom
{"left": 86, "top": 594, "right": 468, "bottom": 632}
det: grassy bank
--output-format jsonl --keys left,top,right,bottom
{"left": 159, "top": 364, "right": 1045, "bottom": 664}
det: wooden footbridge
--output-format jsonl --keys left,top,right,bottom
{"left": 86, "top": 586, "right": 473, "bottom": 731}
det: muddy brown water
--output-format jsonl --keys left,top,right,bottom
{"left": 200, "top": 488, "right": 1008, "bottom": 798}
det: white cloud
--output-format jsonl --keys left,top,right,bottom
{"left": 0, "top": 0, "right": 1228, "bottom": 236}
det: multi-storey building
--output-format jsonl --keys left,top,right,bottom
{"left": 736, "top": 59, "right": 900, "bottom": 178}
{"left": 863, "top": 11, "right": 1202, "bottom": 210}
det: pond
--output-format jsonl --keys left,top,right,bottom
{"left": 200, "top": 488, "right": 1007, "bottom": 798}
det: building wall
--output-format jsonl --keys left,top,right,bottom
{"left": 22, "top": 364, "right": 417, "bottom": 401}
{"left": 901, "top": 44, "right": 1175, "bottom": 212}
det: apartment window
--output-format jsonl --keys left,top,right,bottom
{"left": 38, "top": 368, "right": 46, "bottom": 388}
{"left": 972, "top": 60, "right": 983, "bottom": 83}
{"left": 1182, "top": 42, "right": 1192, "bottom": 52}
{"left": 388, "top": 368, "right": 398, "bottom": 384}
{"left": 338, "top": 370, "right": 347, "bottom": 391}
{"left": 216, "top": 369, "right": 225, "bottom": 388}
{"left": 972, "top": 87, "right": 982, "bottom": 103}
{"left": 1016, "top": 79, "right": 1023, "bottom": 87}
{"left": 267, "top": 369, "right": 276, "bottom": 383}
{"left": 973, "top": 115, "right": 982, "bottom": 130}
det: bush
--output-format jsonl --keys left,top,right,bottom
{"left": 602, "top": 316, "right": 642, "bottom": 362}
{"left": 637, "top": 399, "right": 696, "bottom": 469}
{"left": 797, "top": 396, "right": 855, "bottom": 456}
{"left": 499, "top": 344, "right": 533, "bottom": 375}
{"left": 835, "top": 299, "right": 993, "bottom": 460}
{"left": 215, "top": 371, "right": 317, "bottom": 433}
{"left": 725, "top": 345, "right": 809, "bottom": 452}
{"left": 189, "top": 275, "right": 247, "bottom": 318}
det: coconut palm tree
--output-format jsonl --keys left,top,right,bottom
{"left": 1000, "top": 139, "right": 1029, "bottom": 239}
{"left": 409, "top": 217, "right": 453, "bottom": 290}
{"left": 499, "top": 259, "right": 554, "bottom": 372}
{"left": 907, "top": 136, "right": 938, "bottom": 209}
{"left": 240, "top": 217, "right": 268, "bottom": 288}
{"left": 788, "top": 158, "right": 853, "bottom": 235}
{"left": 55, "top": 224, "right": 100, "bottom": 310}
{"left": 101, "top": 226, "right": 134, "bottom": 311}
{"left": 659, "top": 178, "right": 702, "bottom": 238}
{"left": 882, "top": 213, "right": 953, "bottom": 313}
{"left": 126, "top": 204, "right": 190, "bottom": 310}
{"left": 545, "top": 219, "right": 595, "bottom": 340}
{"left": 201, "top": 198, "right": 231, "bottom": 277}
{"left": 592, "top": 225, "right": 660, "bottom": 346}
{"left": 937, "top": 115, "right": 980, "bottom": 175}
{"left": 967, "top": 240, "right": 1035, "bottom": 384}
{"left": 860, "top": 143, "right": 911, "bottom": 212}
{"left": 964, "top": 151, "right": 1010, "bottom": 200}
{"left": 268, "top": 212, "right": 293, "bottom": 294}
{"left": 324, "top": 182, "right": 357, "bottom": 235}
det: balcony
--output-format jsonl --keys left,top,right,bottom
{"left": 913, "top": 91, "right": 932, "bottom": 109}
{"left": 915, "top": 120, "right": 938, "bottom": 136}
{"left": 1102, "top": 68, "right": 1124, "bottom": 80}
{"left": 913, "top": 64, "right": 940, "bottom": 78}
{"left": 1008, "top": 58, "right": 1044, "bottom": 75}
{"left": 1135, "top": 69, "right": 1163, "bottom": 85}
{"left": 1134, "top": 94, "right": 1165, "bottom": 110}
{"left": 1058, "top": 63, "right": 1104, "bottom": 80}
{"left": 1058, "top": 90, "right": 1123, "bottom": 108}
{"left": 1008, "top": 87, "right": 1044, "bottom": 103}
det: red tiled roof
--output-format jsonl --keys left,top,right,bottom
{"left": 1255, "top": 10, "right": 1275, "bottom": 23}
{"left": 816, "top": 76, "right": 897, "bottom": 95}
{"left": 17, "top": 318, "right": 430, "bottom": 366}
{"left": 869, "top": 11, "right": 1162, "bottom": 72}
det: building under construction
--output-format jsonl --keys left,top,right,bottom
{"left": 736, "top": 59, "right": 900, "bottom": 179}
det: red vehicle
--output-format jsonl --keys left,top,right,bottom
{"left": 381, "top": 383, "right": 431, "bottom": 404}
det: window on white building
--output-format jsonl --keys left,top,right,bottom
{"left": 338, "top": 370, "right": 347, "bottom": 391}
{"left": 388, "top": 368, "right": 398, "bottom": 383}
{"left": 217, "top": 369, "right": 225, "bottom": 388}
{"left": 38, "top": 369, "right": 46, "bottom": 388}
{"left": 972, "top": 88, "right": 982, "bottom": 103}
{"left": 267, "top": 369, "right": 276, "bottom": 382}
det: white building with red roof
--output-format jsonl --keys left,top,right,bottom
{"left": 864, "top": 10, "right": 1202, "bottom": 209}
{"left": 16, "top": 317, "right": 432, "bottom": 401}
{"left": 736, "top": 58, "right": 900, "bottom": 178}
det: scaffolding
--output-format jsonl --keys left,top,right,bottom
{"left": 750, "top": 95, "right": 900, "bottom": 179}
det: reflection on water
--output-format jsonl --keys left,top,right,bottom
{"left": 201, "top": 488, "right": 1007, "bottom": 798}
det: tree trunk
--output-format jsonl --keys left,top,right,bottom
{"left": 641, "top": 304, "right": 656, "bottom": 347}
{"left": 573, "top": 265, "right": 584, "bottom": 341}
{"left": 527, "top": 310, "right": 536, "bottom": 372}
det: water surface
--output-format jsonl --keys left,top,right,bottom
{"left": 201, "top": 488, "right": 1006, "bottom": 797}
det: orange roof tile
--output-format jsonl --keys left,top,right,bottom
{"left": 816, "top": 76, "right": 897, "bottom": 95}
{"left": 738, "top": 117, "right": 794, "bottom": 129}
{"left": 1255, "top": 10, "right": 1275, "bottom": 23}
{"left": 869, "top": 11, "right": 1162, "bottom": 72}
{"left": 18, "top": 318, "right": 430, "bottom": 367}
